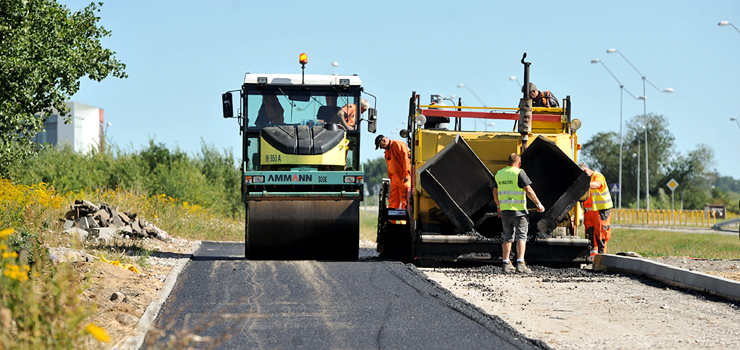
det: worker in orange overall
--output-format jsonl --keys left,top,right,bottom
{"left": 340, "top": 99, "right": 369, "bottom": 130}
{"left": 375, "top": 135, "right": 411, "bottom": 209}
{"left": 579, "top": 163, "right": 614, "bottom": 263}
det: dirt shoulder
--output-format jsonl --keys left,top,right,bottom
{"left": 53, "top": 237, "right": 194, "bottom": 349}
{"left": 422, "top": 260, "right": 740, "bottom": 350}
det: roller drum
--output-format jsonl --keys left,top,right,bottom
{"left": 246, "top": 199, "right": 360, "bottom": 260}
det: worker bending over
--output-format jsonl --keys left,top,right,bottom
{"left": 579, "top": 163, "right": 614, "bottom": 263}
{"left": 375, "top": 135, "right": 411, "bottom": 209}
{"left": 494, "top": 153, "right": 545, "bottom": 274}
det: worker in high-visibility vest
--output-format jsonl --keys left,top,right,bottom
{"left": 494, "top": 153, "right": 545, "bottom": 274}
{"left": 375, "top": 135, "right": 411, "bottom": 209}
{"left": 579, "top": 163, "right": 614, "bottom": 263}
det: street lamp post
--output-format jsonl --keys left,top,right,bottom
{"left": 591, "top": 59, "right": 642, "bottom": 209}
{"left": 731, "top": 117, "right": 740, "bottom": 130}
{"left": 456, "top": 84, "right": 487, "bottom": 107}
{"left": 633, "top": 150, "right": 640, "bottom": 210}
{"left": 457, "top": 84, "right": 487, "bottom": 130}
{"left": 719, "top": 21, "right": 740, "bottom": 34}
{"left": 509, "top": 76, "right": 522, "bottom": 88}
{"left": 606, "top": 48, "right": 673, "bottom": 210}
{"left": 102, "top": 122, "right": 111, "bottom": 153}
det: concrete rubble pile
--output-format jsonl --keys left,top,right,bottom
{"left": 63, "top": 199, "right": 172, "bottom": 243}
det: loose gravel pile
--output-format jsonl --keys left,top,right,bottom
{"left": 423, "top": 263, "right": 740, "bottom": 349}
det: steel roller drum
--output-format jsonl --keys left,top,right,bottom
{"left": 246, "top": 199, "right": 360, "bottom": 260}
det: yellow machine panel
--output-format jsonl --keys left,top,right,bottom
{"left": 260, "top": 137, "right": 349, "bottom": 168}
{"left": 413, "top": 129, "right": 579, "bottom": 226}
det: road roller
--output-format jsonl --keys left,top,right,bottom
{"left": 222, "top": 53, "right": 377, "bottom": 260}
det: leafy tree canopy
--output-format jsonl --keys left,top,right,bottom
{"left": 0, "top": 0, "right": 126, "bottom": 177}
{"left": 580, "top": 113, "right": 725, "bottom": 209}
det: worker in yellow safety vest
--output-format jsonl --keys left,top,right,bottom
{"left": 579, "top": 163, "right": 614, "bottom": 263}
{"left": 494, "top": 153, "right": 545, "bottom": 274}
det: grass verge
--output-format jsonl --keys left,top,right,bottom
{"left": 609, "top": 228, "right": 740, "bottom": 259}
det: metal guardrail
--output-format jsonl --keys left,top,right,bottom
{"left": 612, "top": 209, "right": 739, "bottom": 228}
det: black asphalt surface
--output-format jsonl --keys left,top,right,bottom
{"left": 146, "top": 241, "right": 549, "bottom": 350}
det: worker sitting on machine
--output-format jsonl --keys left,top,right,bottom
{"left": 339, "top": 99, "right": 369, "bottom": 130}
{"left": 255, "top": 94, "right": 285, "bottom": 127}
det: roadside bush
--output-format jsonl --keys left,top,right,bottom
{"left": 0, "top": 178, "right": 109, "bottom": 349}
{"left": 9, "top": 139, "right": 244, "bottom": 219}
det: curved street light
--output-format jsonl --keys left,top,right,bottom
{"left": 590, "top": 58, "right": 641, "bottom": 209}
{"left": 719, "top": 21, "right": 740, "bottom": 34}
{"left": 456, "top": 84, "right": 487, "bottom": 107}
{"left": 102, "top": 122, "right": 112, "bottom": 153}
{"left": 731, "top": 117, "right": 740, "bottom": 130}
{"left": 509, "top": 76, "right": 522, "bottom": 88}
{"left": 606, "top": 48, "right": 673, "bottom": 210}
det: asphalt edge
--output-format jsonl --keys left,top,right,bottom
{"left": 119, "top": 240, "right": 202, "bottom": 350}
{"left": 594, "top": 254, "right": 740, "bottom": 302}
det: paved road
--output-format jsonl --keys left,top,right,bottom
{"left": 146, "top": 242, "right": 548, "bottom": 349}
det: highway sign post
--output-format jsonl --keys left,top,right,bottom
{"left": 667, "top": 178, "right": 679, "bottom": 223}
{"left": 610, "top": 183, "right": 620, "bottom": 193}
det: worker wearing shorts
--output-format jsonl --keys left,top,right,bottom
{"left": 494, "top": 153, "right": 545, "bottom": 274}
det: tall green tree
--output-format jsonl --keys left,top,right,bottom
{"left": 0, "top": 0, "right": 126, "bottom": 177}
{"left": 663, "top": 144, "right": 715, "bottom": 209}
{"left": 363, "top": 157, "right": 388, "bottom": 195}
{"left": 581, "top": 113, "right": 725, "bottom": 209}
{"left": 582, "top": 113, "right": 676, "bottom": 207}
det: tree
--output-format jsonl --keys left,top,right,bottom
{"left": 362, "top": 157, "right": 388, "bottom": 196}
{"left": 581, "top": 112, "right": 726, "bottom": 210}
{"left": 663, "top": 144, "right": 716, "bottom": 209}
{"left": 582, "top": 113, "right": 675, "bottom": 207}
{"left": 0, "top": 0, "right": 126, "bottom": 177}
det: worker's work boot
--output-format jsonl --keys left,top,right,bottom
{"left": 516, "top": 262, "right": 532, "bottom": 274}
{"left": 503, "top": 261, "right": 515, "bottom": 274}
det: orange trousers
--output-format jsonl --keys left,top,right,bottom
{"left": 388, "top": 178, "right": 409, "bottom": 209}
{"left": 584, "top": 209, "right": 612, "bottom": 255}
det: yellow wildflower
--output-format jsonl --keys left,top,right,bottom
{"left": 0, "top": 228, "right": 14, "bottom": 238}
{"left": 123, "top": 264, "right": 141, "bottom": 274}
{"left": 85, "top": 323, "right": 110, "bottom": 342}
{"left": 3, "top": 264, "right": 29, "bottom": 281}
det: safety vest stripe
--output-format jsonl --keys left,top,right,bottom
{"left": 499, "top": 191, "right": 525, "bottom": 195}
{"left": 594, "top": 199, "right": 611, "bottom": 205}
{"left": 500, "top": 199, "right": 526, "bottom": 204}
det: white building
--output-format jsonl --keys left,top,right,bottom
{"left": 35, "top": 101, "right": 104, "bottom": 152}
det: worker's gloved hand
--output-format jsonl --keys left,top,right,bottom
{"left": 537, "top": 203, "right": 545, "bottom": 212}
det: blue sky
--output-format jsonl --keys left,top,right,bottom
{"left": 61, "top": 0, "right": 740, "bottom": 180}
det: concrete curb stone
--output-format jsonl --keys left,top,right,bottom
{"left": 594, "top": 254, "right": 740, "bottom": 302}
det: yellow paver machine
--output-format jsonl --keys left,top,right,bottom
{"left": 377, "top": 54, "right": 592, "bottom": 266}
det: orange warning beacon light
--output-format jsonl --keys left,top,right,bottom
{"left": 299, "top": 53, "right": 308, "bottom": 65}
